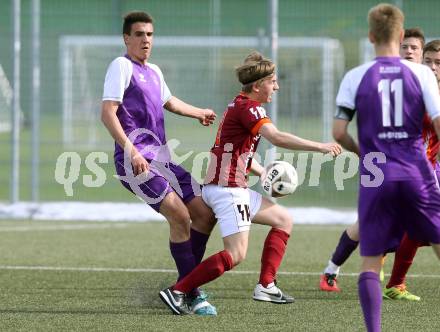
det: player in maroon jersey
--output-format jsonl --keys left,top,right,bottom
{"left": 159, "top": 51, "right": 342, "bottom": 315}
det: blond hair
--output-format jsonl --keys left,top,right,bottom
{"left": 236, "top": 51, "right": 275, "bottom": 93}
{"left": 368, "top": 3, "right": 404, "bottom": 45}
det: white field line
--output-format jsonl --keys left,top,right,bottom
{"left": 0, "top": 223, "right": 344, "bottom": 232}
{"left": 0, "top": 224, "right": 128, "bottom": 232}
{"left": 0, "top": 265, "right": 438, "bottom": 278}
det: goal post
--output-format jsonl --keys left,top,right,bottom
{"left": 0, "top": 64, "right": 13, "bottom": 133}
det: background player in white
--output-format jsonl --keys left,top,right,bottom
{"left": 159, "top": 51, "right": 342, "bottom": 315}
{"left": 333, "top": 4, "right": 440, "bottom": 331}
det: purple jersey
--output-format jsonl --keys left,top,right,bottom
{"left": 337, "top": 57, "right": 440, "bottom": 256}
{"left": 102, "top": 56, "right": 172, "bottom": 162}
{"left": 103, "top": 57, "right": 201, "bottom": 210}
{"left": 337, "top": 57, "right": 440, "bottom": 181}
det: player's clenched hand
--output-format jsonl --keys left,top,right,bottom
{"left": 131, "top": 152, "right": 150, "bottom": 176}
{"left": 198, "top": 109, "right": 216, "bottom": 126}
{"left": 319, "top": 142, "right": 343, "bottom": 156}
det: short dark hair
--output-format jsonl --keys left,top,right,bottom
{"left": 123, "top": 11, "right": 153, "bottom": 35}
{"left": 404, "top": 27, "right": 425, "bottom": 47}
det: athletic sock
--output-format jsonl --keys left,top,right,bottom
{"left": 190, "top": 228, "right": 210, "bottom": 264}
{"left": 386, "top": 233, "right": 420, "bottom": 288}
{"left": 173, "top": 250, "right": 233, "bottom": 294}
{"left": 188, "top": 228, "right": 210, "bottom": 297}
{"left": 259, "top": 228, "right": 290, "bottom": 287}
{"left": 324, "top": 259, "right": 341, "bottom": 275}
{"left": 169, "top": 240, "right": 196, "bottom": 282}
{"left": 330, "top": 230, "right": 359, "bottom": 266}
{"left": 358, "top": 271, "right": 382, "bottom": 332}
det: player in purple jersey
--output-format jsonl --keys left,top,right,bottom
{"left": 333, "top": 4, "right": 440, "bottom": 331}
{"left": 101, "top": 11, "right": 217, "bottom": 315}
{"left": 400, "top": 27, "right": 424, "bottom": 63}
{"left": 319, "top": 27, "right": 426, "bottom": 294}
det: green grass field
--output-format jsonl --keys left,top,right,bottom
{"left": 0, "top": 220, "right": 439, "bottom": 331}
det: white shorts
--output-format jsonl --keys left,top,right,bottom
{"left": 202, "top": 184, "right": 263, "bottom": 238}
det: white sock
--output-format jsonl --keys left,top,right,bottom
{"left": 324, "top": 260, "right": 340, "bottom": 275}
{"left": 265, "top": 282, "right": 275, "bottom": 288}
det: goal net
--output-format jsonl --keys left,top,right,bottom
{"left": 60, "top": 35, "right": 345, "bottom": 151}
{"left": 0, "top": 64, "right": 12, "bottom": 133}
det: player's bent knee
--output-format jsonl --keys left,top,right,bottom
{"left": 274, "top": 209, "right": 293, "bottom": 233}
{"left": 163, "top": 206, "right": 191, "bottom": 232}
{"left": 225, "top": 245, "right": 247, "bottom": 265}
{"left": 169, "top": 210, "right": 191, "bottom": 226}
{"left": 189, "top": 201, "right": 216, "bottom": 234}
{"left": 230, "top": 250, "right": 247, "bottom": 266}
{"left": 281, "top": 215, "right": 293, "bottom": 233}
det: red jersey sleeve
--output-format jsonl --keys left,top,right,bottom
{"left": 423, "top": 113, "right": 440, "bottom": 168}
{"left": 239, "top": 100, "right": 271, "bottom": 134}
{"left": 251, "top": 118, "right": 271, "bottom": 135}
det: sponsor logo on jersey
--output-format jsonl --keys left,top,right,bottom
{"left": 139, "top": 73, "right": 147, "bottom": 83}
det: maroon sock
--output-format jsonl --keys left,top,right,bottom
{"left": 386, "top": 234, "right": 421, "bottom": 288}
{"left": 173, "top": 250, "right": 233, "bottom": 294}
{"left": 259, "top": 228, "right": 289, "bottom": 287}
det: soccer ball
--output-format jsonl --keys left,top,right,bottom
{"left": 261, "top": 161, "right": 298, "bottom": 197}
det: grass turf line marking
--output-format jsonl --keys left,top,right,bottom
{"left": 0, "top": 224, "right": 128, "bottom": 232}
{"left": 0, "top": 265, "right": 438, "bottom": 278}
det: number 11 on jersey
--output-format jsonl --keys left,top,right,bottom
{"left": 378, "top": 78, "right": 403, "bottom": 127}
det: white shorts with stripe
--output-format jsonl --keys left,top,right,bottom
{"left": 202, "top": 184, "right": 263, "bottom": 238}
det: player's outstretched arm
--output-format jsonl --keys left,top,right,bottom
{"left": 258, "top": 123, "right": 342, "bottom": 156}
{"left": 332, "top": 119, "right": 360, "bottom": 156}
{"left": 164, "top": 96, "right": 216, "bottom": 126}
{"left": 101, "top": 100, "right": 149, "bottom": 175}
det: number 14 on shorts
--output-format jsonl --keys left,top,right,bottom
{"left": 235, "top": 203, "right": 251, "bottom": 227}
